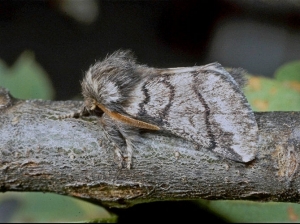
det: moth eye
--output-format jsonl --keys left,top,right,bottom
{"left": 90, "top": 104, "right": 96, "bottom": 110}
{"left": 89, "top": 99, "right": 97, "bottom": 110}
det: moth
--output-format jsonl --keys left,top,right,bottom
{"left": 63, "top": 50, "right": 258, "bottom": 169}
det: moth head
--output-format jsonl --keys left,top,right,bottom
{"left": 84, "top": 98, "right": 97, "bottom": 111}
{"left": 81, "top": 50, "right": 141, "bottom": 112}
{"left": 80, "top": 66, "right": 110, "bottom": 116}
{"left": 81, "top": 66, "right": 122, "bottom": 110}
{"left": 82, "top": 97, "right": 104, "bottom": 117}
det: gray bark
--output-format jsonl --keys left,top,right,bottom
{"left": 0, "top": 88, "right": 300, "bottom": 208}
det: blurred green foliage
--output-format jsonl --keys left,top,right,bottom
{"left": 0, "top": 53, "right": 300, "bottom": 222}
{"left": 0, "top": 192, "right": 112, "bottom": 222}
{"left": 0, "top": 51, "right": 54, "bottom": 100}
{"left": 275, "top": 60, "right": 300, "bottom": 82}
{"left": 198, "top": 200, "right": 300, "bottom": 222}
{"left": 244, "top": 60, "right": 300, "bottom": 111}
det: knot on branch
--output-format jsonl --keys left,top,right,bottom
{"left": 0, "top": 87, "right": 14, "bottom": 110}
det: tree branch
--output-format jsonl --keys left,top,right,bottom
{"left": 0, "top": 88, "right": 300, "bottom": 208}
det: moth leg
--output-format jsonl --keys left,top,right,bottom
{"left": 101, "top": 113, "right": 140, "bottom": 169}
{"left": 125, "top": 139, "right": 134, "bottom": 169}
{"left": 100, "top": 114, "right": 127, "bottom": 168}
{"left": 118, "top": 125, "right": 141, "bottom": 169}
{"left": 101, "top": 123, "right": 124, "bottom": 168}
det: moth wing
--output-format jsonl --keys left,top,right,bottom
{"left": 195, "top": 63, "right": 258, "bottom": 162}
{"left": 124, "top": 70, "right": 212, "bottom": 147}
{"left": 124, "top": 63, "right": 258, "bottom": 162}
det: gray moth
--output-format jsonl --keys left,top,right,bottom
{"left": 65, "top": 50, "right": 258, "bottom": 169}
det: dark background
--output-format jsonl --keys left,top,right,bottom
{"left": 1, "top": 0, "right": 300, "bottom": 100}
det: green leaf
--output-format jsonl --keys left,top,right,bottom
{"left": 0, "top": 51, "right": 55, "bottom": 100}
{"left": 274, "top": 60, "right": 300, "bottom": 82}
{"left": 198, "top": 200, "right": 300, "bottom": 222}
{"left": 244, "top": 75, "right": 300, "bottom": 112}
{"left": 244, "top": 60, "right": 300, "bottom": 111}
{"left": 0, "top": 192, "right": 112, "bottom": 222}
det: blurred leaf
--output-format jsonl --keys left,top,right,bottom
{"left": 244, "top": 74, "right": 300, "bottom": 111}
{"left": 0, "top": 51, "right": 55, "bottom": 100}
{"left": 274, "top": 60, "right": 300, "bottom": 82}
{"left": 198, "top": 200, "right": 300, "bottom": 223}
{"left": 0, "top": 192, "right": 112, "bottom": 222}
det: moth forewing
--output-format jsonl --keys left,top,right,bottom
{"left": 193, "top": 64, "right": 258, "bottom": 162}
{"left": 124, "top": 63, "right": 258, "bottom": 163}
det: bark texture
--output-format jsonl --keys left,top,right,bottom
{"left": 0, "top": 88, "right": 300, "bottom": 208}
